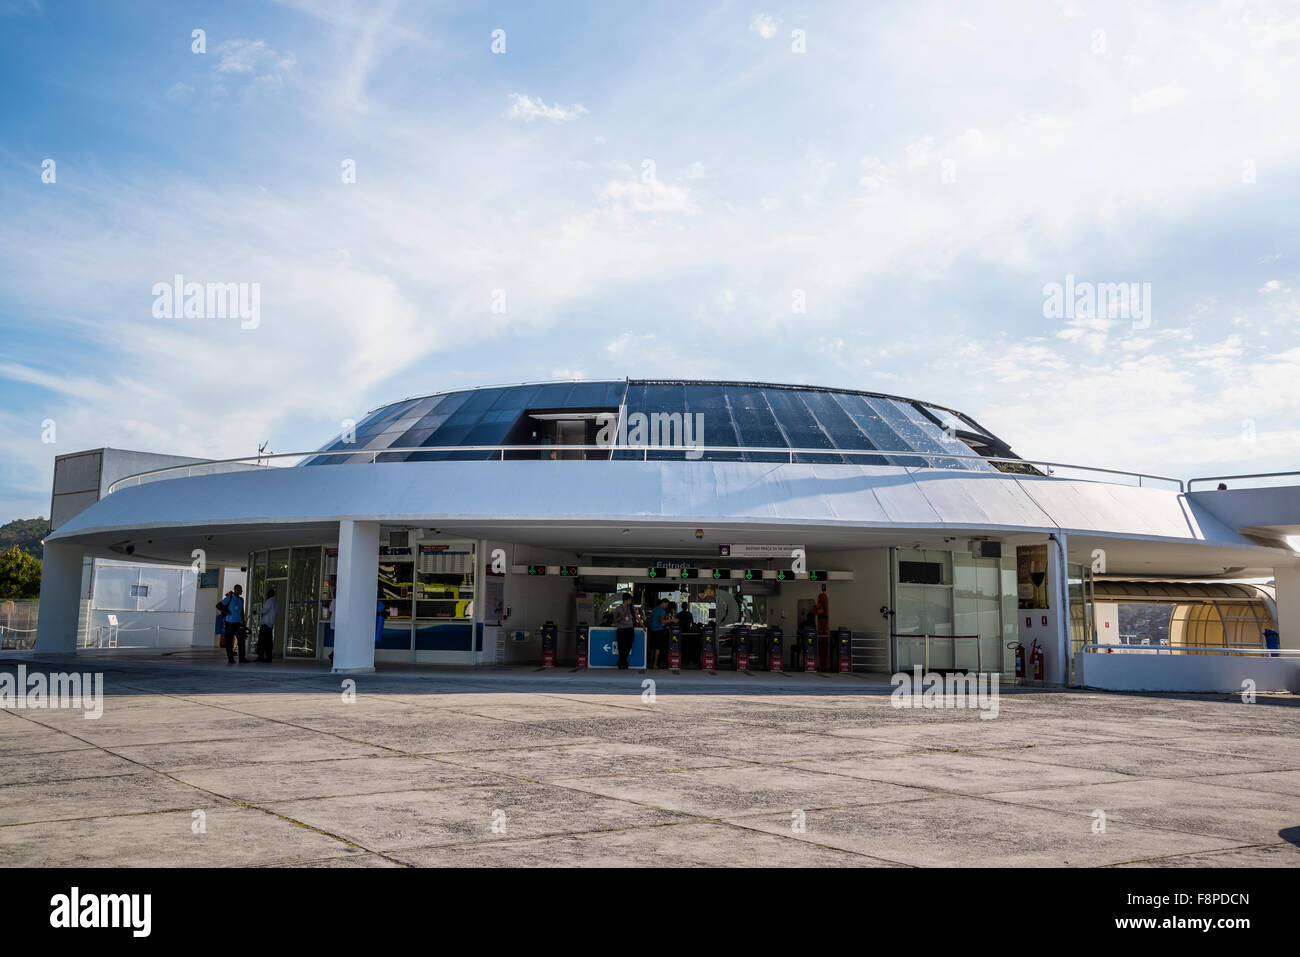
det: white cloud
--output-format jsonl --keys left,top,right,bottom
{"left": 5, "top": 0, "right": 1300, "bottom": 519}
{"left": 1130, "top": 82, "right": 1187, "bottom": 115}
{"left": 507, "top": 93, "right": 588, "bottom": 122}
{"left": 600, "top": 178, "right": 696, "bottom": 214}
{"left": 215, "top": 39, "right": 296, "bottom": 78}
{"left": 750, "top": 13, "right": 779, "bottom": 39}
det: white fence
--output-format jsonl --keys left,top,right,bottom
{"left": 0, "top": 599, "right": 39, "bottom": 650}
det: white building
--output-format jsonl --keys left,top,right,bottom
{"left": 34, "top": 380, "right": 1300, "bottom": 691}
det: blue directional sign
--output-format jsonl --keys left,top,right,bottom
{"left": 587, "top": 627, "right": 646, "bottom": 668}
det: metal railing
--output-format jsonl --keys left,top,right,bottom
{"left": 1082, "top": 642, "right": 1296, "bottom": 657}
{"left": 893, "top": 633, "right": 986, "bottom": 672}
{"left": 105, "top": 445, "right": 1186, "bottom": 494}
{"left": 1187, "top": 470, "right": 1300, "bottom": 492}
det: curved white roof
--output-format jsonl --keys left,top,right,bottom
{"left": 47, "top": 459, "right": 1290, "bottom": 578}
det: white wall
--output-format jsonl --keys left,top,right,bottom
{"left": 1094, "top": 601, "right": 1120, "bottom": 645}
{"left": 1079, "top": 650, "right": 1300, "bottom": 692}
{"left": 79, "top": 559, "right": 199, "bottom": 649}
{"left": 764, "top": 547, "right": 890, "bottom": 634}
{"left": 1274, "top": 566, "right": 1300, "bottom": 650}
{"left": 499, "top": 543, "right": 582, "bottom": 664}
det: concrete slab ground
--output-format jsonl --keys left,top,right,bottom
{"left": 1, "top": 649, "right": 1298, "bottom": 867}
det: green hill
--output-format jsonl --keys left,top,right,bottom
{"left": 0, "top": 517, "right": 49, "bottom": 559}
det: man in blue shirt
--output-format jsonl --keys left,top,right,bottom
{"left": 222, "top": 584, "right": 248, "bottom": 664}
{"left": 649, "top": 596, "right": 670, "bottom": 669}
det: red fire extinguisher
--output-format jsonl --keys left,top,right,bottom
{"left": 1030, "top": 640, "right": 1045, "bottom": 681}
{"left": 1015, "top": 642, "right": 1025, "bottom": 678}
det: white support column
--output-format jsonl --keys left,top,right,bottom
{"left": 1052, "top": 532, "right": 1071, "bottom": 685}
{"left": 34, "top": 543, "right": 85, "bottom": 654}
{"left": 332, "top": 520, "right": 379, "bottom": 673}
{"left": 1274, "top": 566, "right": 1300, "bottom": 650}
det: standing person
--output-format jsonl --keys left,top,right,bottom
{"left": 214, "top": 593, "right": 230, "bottom": 649}
{"left": 223, "top": 584, "right": 248, "bottom": 664}
{"left": 648, "top": 596, "right": 670, "bottom": 669}
{"left": 676, "top": 601, "right": 697, "bottom": 668}
{"left": 255, "top": 587, "right": 278, "bottom": 662}
{"left": 611, "top": 592, "right": 637, "bottom": 670}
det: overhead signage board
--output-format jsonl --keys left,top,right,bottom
{"left": 719, "top": 544, "right": 804, "bottom": 559}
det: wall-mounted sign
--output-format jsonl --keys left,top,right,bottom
{"left": 1016, "top": 544, "right": 1050, "bottom": 609}
{"left": 720, "top": 544, "right": 803, "bottom": 559}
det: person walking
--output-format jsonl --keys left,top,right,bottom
{"left": 611, "top": 592, "right": 638, "bottom": 670}
{"left": 222, "top": 584, "right": 248, "bottom": 664}
{"left": 256, "top": 587, "right": 278, "bottom": 662}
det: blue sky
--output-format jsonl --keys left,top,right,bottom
{"left": 1, "top": 0, "right": 1298, "bottom": 523}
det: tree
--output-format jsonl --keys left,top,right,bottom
{"left": 0, "top": 546, "right": 42, "bottom": 600}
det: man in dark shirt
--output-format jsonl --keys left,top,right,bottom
{"left": 648, "top": 597, "right": 671, "bottom": 669}
{"left": 611, "top": 593, "right": 638, "bottom": 670}
{"left": 222, "top": 584, "right": 248, "bottom": 664}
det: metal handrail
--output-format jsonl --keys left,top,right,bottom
{"left": 1082, "top": 642, "right": 1295, "bottom": 657}
{"left": 105, "top": 445, "right": 1185, "bottom": 494}
{"left": 893, "top": 632, "right": 985, "bottom": 672}
{"left": 1187, "top": 470, "right": 1300, "bottom": 492}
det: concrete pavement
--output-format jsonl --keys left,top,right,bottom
{"left": 1, "top": 650, "right": 1297, "bottom": 867}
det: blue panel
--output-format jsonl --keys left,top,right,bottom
{"left": 304, "top": 381, "right": 1014, "bottom": 471}
{"left": 886, "top": 399, "right": 988, "bottom": 470}
{"left": 415, "top": 623, "right": 474, "bottom": 650}
{"left": 763, "top": 389, "right": 843, "bottom": 463}
{"left": 377, "top": 624, "right": 412, "bottom": 650}
{"left": 587, "top": 627, "right": 646, "bottom": 668}
{"left": 826, "top": 394, "right": 921, "bottom": 467}
{"left": 800, "top": 390, "right": 888, "bottom": 466}
{"left": 726, "top": 386, "right": 788, "bottom": 462}
{"left": 682, "top": 383, "right": 742, "bottom": 461}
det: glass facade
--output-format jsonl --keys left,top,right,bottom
{"left": 249, "top": 540, "right": 478, "bottom": 659}
{"left": 302, "top": 380, "right": 1013, "bottom": 468}
{"left": 893, "top": 547, "right": 1018, "bottom": 673}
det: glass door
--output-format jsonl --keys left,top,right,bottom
{"left": 953, "top": 554, "right": 1003, "bottom": 672}
{"left": 265, "top": 548, "right": 289, "bottom": 655}
{"left": 285, "top": 547, "right": 321, "bottom": 658}
{"left": 893, "top": 548, "right": 954, "bottom": 669}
